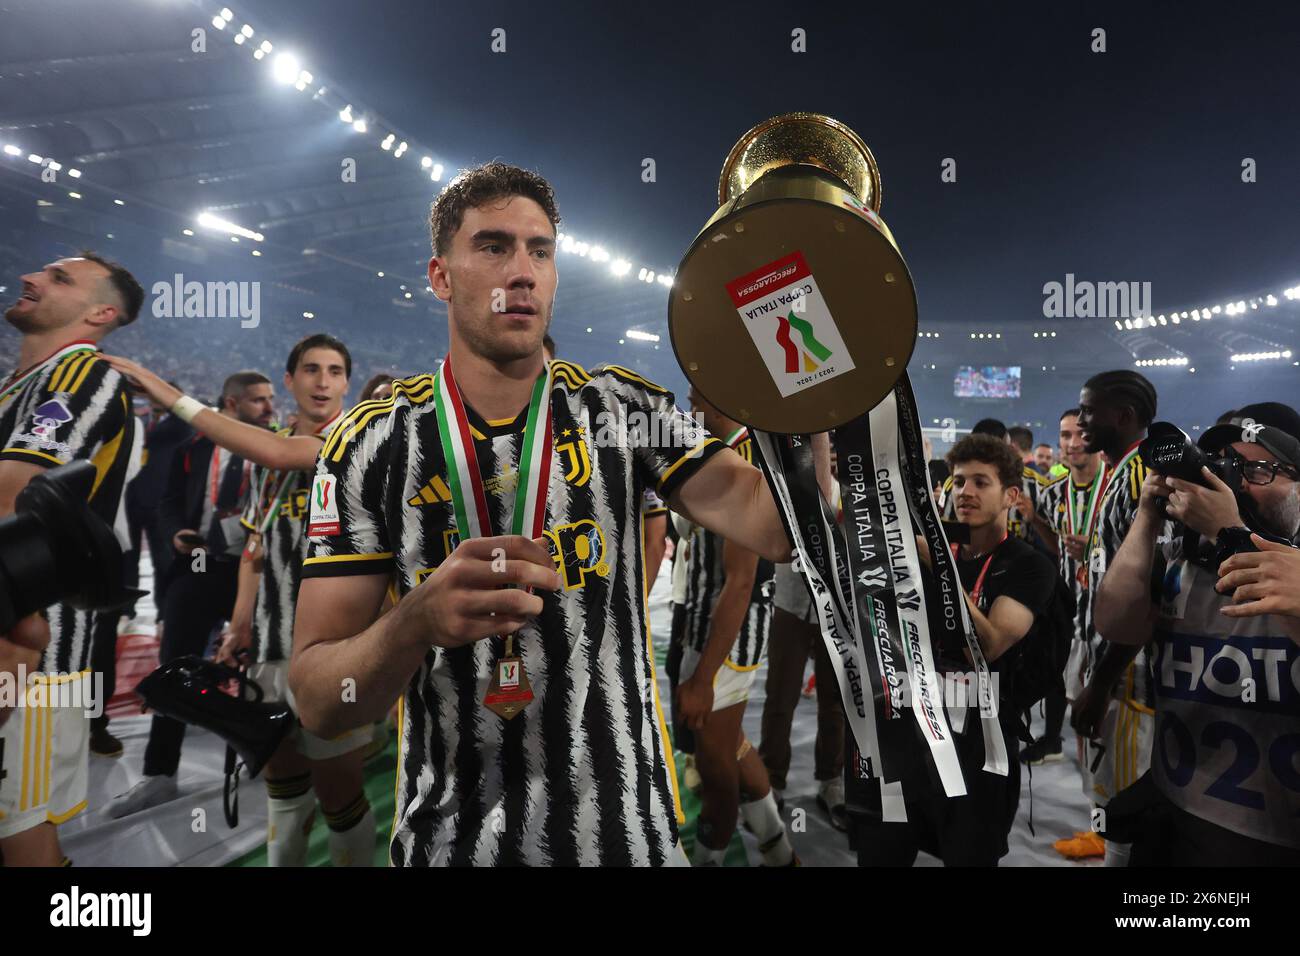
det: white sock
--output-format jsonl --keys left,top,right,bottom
{"left": 266, "top": 776, "right": 316, "bottom": 867}
{"left": 325, "top": 795, "right": 376, "bottom": 868}
{"left": 741, "top": 791, "right": 793, "bottom": 866}
{"left": 1104, "top": 839, "right": 1133, "bottom": 867}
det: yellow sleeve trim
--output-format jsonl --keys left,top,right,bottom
{"left": 602, "top": 363, "right": 667, "bottom": 393}
{"left": 655, "top": 437, "right": 721, "bottom": 495}
{"left": 722, "top": 658, "right": 761, "bottom": 673}
{"left": 303, "top": 551, "right": 395, "bottom": 566}
{"left": 1, "top": 447, "right": 66, "bottom": 466}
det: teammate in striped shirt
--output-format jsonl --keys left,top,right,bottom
{"left": 675, "top": 388, "right": 791, "bottom": 866}
{"left": 287, "top": 162, "right": 816, "bottom": 866}
{"left": 1070, "top": 369, "right": 1162, "bottom": 867}
{"left": 0, "top": 253, "right": 143, "bottom": 866}
{"left": 1023, "top": 408, "right": 1103, "bottom": 770}
{"left": 108, "top": 335, "right": 378, "bottom": 867}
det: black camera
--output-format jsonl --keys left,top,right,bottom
{"left": 0, "top": 460, "right": 143, "bottom": 632}
{"left": 1140, "top": 422, "right": 1244, "bottom": 491}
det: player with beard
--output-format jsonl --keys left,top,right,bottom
{"left": 1070, "top": 369, "right": 1162, "bottom": 867}
{"left": 1095, "top": 402, "right": 1300, "bottom": 863}
{"left": 107, "top": 336, "right": 377, "bottom": 866}
{"left": 675, "top": 386, "right": 792, "bottom": 867}
{"left": 0, "top": 253, "right": 143, "bottom": 866}
{"left": 286, "top": 162, "right": 824, "bottom": 866}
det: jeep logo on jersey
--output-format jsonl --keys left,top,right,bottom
{"left": 307, "top": 474, "right": 340, "bottom": 536}
{"left": 544, "top": 519, "right": 609, "bottom": 589}
{"left": 29, "top": 397, "right": 72, "bottom": 439}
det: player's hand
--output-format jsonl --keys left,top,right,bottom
{"left": 1166, "top": 467, "right": 1242, "bottom": 538}
{"left": 173, "top": 529, "right": 203, "bottom": 555}
{"left": 100, "top": 354, "right": 183, "bottom": 408}
{"left": 395, "top": 535, "right": 561, "bottom": 650}
{"left": 1070, "top": 680, "right": 1110, "bottom": 740}
{"left": 0, "top": 614, "right": 50, "bottom": 729}
{"left": 914, "top": 534, "right": 932, "bottom": 570}
{"left": 676, "top": 674, "right": 714, "bottom": 731}
{"left": 1062, "top": 533, "right": 1090, "bottom": 562}
{"left": 215, "top": 613, "right": 253, "bottom": 666}
{"left": 1218, "top": 534, "right": 1300, "bottom": 620}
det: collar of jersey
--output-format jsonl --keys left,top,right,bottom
{"left": 464, "top": 403, "right": 525, "bottom": 441}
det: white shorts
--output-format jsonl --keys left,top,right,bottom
{"left": 1082, "top": 696, "right": 1154, "bottom": 808}
{"left": 1064, "top": 636, "right": 1091, "bottom": 701}
{"left": 0, "top": 672, "right": 91, "bottom": 838}
{"left": 679, "top": 649, "right": 759, "bottom": 712}
{"left": 246, "top": 661, "right": 374, "bottom": 762}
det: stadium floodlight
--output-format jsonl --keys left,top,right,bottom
{"left": 2, "top": 144, "right": 20, "bottom": 156}
{"left": 260, "top": 40, "right": 272, "bottom": 52}
{"left": 197, "top": 211, "right": 264, "bottom": 242}
{"left": 235, "top": 34, "right": 247, "bottom": 46}
{"left": 339, "top": 104, "right": 353, "bottom": 123}
{"left": 272, "top": 52, "right": 300, "bottom": 84}
{"left": 182, "top": 228, "right": 194, "bottom": 236}
{"left": 68, "top": 192, "right": 82, "bottom": 199}
{"left": 626, "top": 330, "right": 660, "bottom": 342}
{"left": 353, "top": 118, "right": 367, "bottom": 133}
{"left": 27, "top": 154, "right": 42, "bottom": 164}
{"left": 431, "top": 163, "right": 444, "bottom": 180}
{"left": 113, "top": 199, "right": 124, "bottom": 205}
{"left": 610, "top": 259, "right": 631, "bottom": 277}
{"left": 657, "top": 274, "right": 673, "bottom": 287}
{"left": 394, "top": 141, "right": 408, "bottom": 158}
{"left": 588, "top": 246, "right": 609, "bottom": 263}
{"left": 240, "top": 24, "right": 253, "bottom": 37}
{"left": 251, "top": 250, "right": 261, "bottom": 257}
{"left": 220, "top": 7, "right": 233, "bottom": 20}
{"left": 381, "top": 133, "right": 394, "bottom": 151}
{"left": 47, "top": 161, "right": 61, "bottom": 171}
{"left": 421, "top": 156, "right": 432, "bottom": 169}
{"left": 212, "top": 15, "right": 226, "bottom": 29}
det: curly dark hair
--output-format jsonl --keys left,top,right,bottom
{"left": 428, "top": 162, "right": 561, "bottom": 256}
{"left": 946, "top": 433, "right": 1022, "bottom": 490}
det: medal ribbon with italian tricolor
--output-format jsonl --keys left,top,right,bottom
{"left": 433, "top": 356, "right": 554, "bottom": 542}
{"left": 432, "top": 356, "right": 554, "bottom": 719}
{"left": 1066, "top": 467, "right": 1107, "bottom": 539}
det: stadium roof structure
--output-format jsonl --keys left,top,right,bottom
{"left": 1, "top": 0, "right": 1296, "bottom": 426}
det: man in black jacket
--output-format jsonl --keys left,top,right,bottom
{"left": 107, "top": 370, "right": 274, "bottom": 817}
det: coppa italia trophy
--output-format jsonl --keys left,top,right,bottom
{"left": 668, "top": 113, "right": 1007, "bottom": 821}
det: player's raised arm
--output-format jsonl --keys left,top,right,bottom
{"left": 670, "top": 431, "right": 832, "bottom": 564}
{"left": 101, "top": 353, "right": 323, "bottom": 471}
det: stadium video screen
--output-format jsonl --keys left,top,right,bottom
{"left": 954, "top": 366, "right": 1022, "bottom": 399}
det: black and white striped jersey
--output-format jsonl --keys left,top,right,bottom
{"left": 1086, "top": 444, "right": 1165, "bottom": 709}
{"left": 240, "top": 415, "right": 342, "bottom": 664}
{"left": 1040, "top": 473, "right": 1088, "bottom": 644}
{"left": 302, "top": 360, "right": 724, "bottom": 866}
{"left": 0, "top": 342, "right": 137, "bottom": 674}
{"left": 682, "top": 435, "right": 774, "bottom": 670}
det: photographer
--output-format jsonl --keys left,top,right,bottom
{"left": 1093, "top": 402, "right": 1300, "bottom": 864}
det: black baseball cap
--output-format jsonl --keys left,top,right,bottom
{"left": 1200, "top": 402, "right": 1300, "bottom": 467}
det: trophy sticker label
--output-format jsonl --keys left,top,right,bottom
{"left": 725, "top": 251, "right": 856, "bottom": 397}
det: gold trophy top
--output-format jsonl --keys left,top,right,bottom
{"left": 717, "top": 112, "right": 883, "bottom": 211}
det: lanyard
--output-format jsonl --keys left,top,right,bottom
{"left": 724, "top": 426, "right": 749, "bottom": 448}
{"left": 952, "top": 532, "right": 1008, "bottom": 608}
{"left": 209, "top": 446, "right": 251, "bottom": 508}
{"left": 0, "top": 340, "right": 97, "bottom": 405}
{"left": 253, "top": 409, "right": 342, "bottom": 534}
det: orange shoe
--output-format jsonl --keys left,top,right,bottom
{"left": 1053, "top": 831, "right": 1105, "bottom": 860}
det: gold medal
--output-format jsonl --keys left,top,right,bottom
{"left": 483, "top": 635, "right": 534, "bottom": 719}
